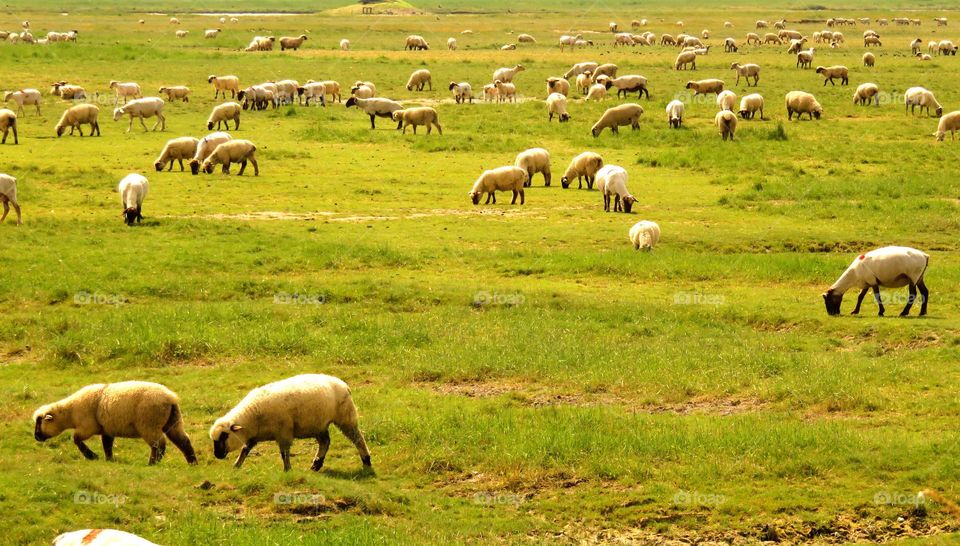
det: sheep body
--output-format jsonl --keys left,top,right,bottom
{"left": 546, "top": 92, "right": 570, "bottom": 122}
{"left": 53, "top": 529, "right": 159, "bottom": 546}
{"left": 591, "top": 103, "right": 643, "bottom": 136}
{"left": 730, "top": 63, "right": 760, "bottom": 86}
{"left": 785, "top": 91, "right": 823, "bottom": 120}
{"left": 675, "top": 50, "right": 697, "bottom": 70}
{"left": 716, "top": 90, "right": 737, "bottom": 112}
{"left": 469, "top": 166, "right": 527, "bottom": 204}
{"left": 904, "top": 87, "right": 943, "bottom": 117}
{"left": 606, "top": 75, "right": 649, "bottom": 99}
{"left": 815, "top": 65, "right": 849, "bottom": 85}
{"left": 823, "top": 246, "right": 930, "bottom": 316}
{"left": 515, "top": 148, "right": 551, "bottom": 186}
{"left": 547, "top": 77, "right": 570, "bottom": 97}
{"left": 208, "top": 75, "right": 240, "bottom": 99}
{"left": 595, "top": 164, "right": 636, "bottom": 212}
{"left": 853, "top": 83, "right": 880, "bottom": 106}
{"left": 154, "top": 137, "right": 199, "bottom": 172}
{"left": 685, "top": 79, "right": 724, "bottom": 95}
{"left": 345, "top": 96, "right": 403, "bottom": 129}
{"left": 518, "top": 33, "right": 536, "bottom": 43}
{"left": 934, "top": 111, "right": 960, "bottom": 141}
{"left": 665, "top": 99, "right": 684, "bottom": 128}
{"left": 113, "top": 97, "right": 165, "bottom": 132}
{"left": 279, "top": 34, "right": 308, "bottom": 51}
{"left": 3, "top": 89, "right": 41, "bottom": 116}
{"left": 715, "top": 110, "right": 738, "bottom": 140}
{"left": 109, "top": 81, "right": 142, "bottom": 104}
{"left": 404, "top": 35, "right": 429, "bottom": 50}
{"left": 563, "top": 62, "right": 598, "bottom": 79}
{"left": 0, "top": 173, "right": 22, "bottom": 225}
{"left": 340, "top": 38, "right": 350, "bottom": 50}
{"left": 55, "top": 104, "right": 99, "bottom": 137}
{"left": 492, "top": 64, "right": 525, "bottom": 83}
{"left": 560, "top": 151, "right": 603, "bottom": 189}
{"left": 863, "top": 52, "right": 876, "bottom": 66}
{"left": 158, "top": 86, "right": 190, "bottom": 102}
{"left": 190, "top": 132, "right": 232, "bottom": 175}
{"left": 118, "top": 173, "right": 148, "bottom": 225}
{"left": 629, "top": 220, "right": 660, "bottom": 250}
{"left": 494, "top": 80, "right": 516, "bottom": 102}
{"left": 586, "top": 83, "right": 606, "bottom": 101}
{"left": 0, "top": 109, "right": 17, "bottom": 144}
{"left": 391, "top": 107, "right": 442, "bottom": 134}
{"left": 206, "top": 102, "right": 241, "bottom": 131}
{"left": 738, "top": 93, "right": 764, "bottom": 119}
{"left": 201, "top": 140, "right": 259, "bottom": 176}
{"left": 449, "top": 82, "right": 473, "bottom": 104}
{"left": 405, "top": 69, "right": 432, "bottom": 91}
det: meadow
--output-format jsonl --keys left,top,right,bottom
{"left": 1, "top": 0, "right": 960, "bottom": 544}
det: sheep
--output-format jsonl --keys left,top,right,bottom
{"left": 244, "top": 36, "right": 275, "bottom": 51}
{"left": 576, "top": 71, "right": 593, "bottom": 94}
{"left": 864, "top": 35, "right": 881, "bottom": 47}
{"left": 665, "top": 99, "right": 684, "bottom": 128}
{"left": 55, "top": 104, "right": 100, "bottom": 137}
{"left": 853, "top": 83, "right": 880, "bottom": 106}
{"left": 675, "top": 50, "right": 698, "bottom": 70}
{"left": 449, "top": 82, "right": 473, "bottom": 104}
{"left": 780, "top": 29, "right": 803, "bottom": 41}
{"left": 404, "top": 35, "right": 429, "bottom": 50}
{"left": 724, "top": 37, "right": 739, "bottom": 52}
{"left": 934, "top": 111, "right": 960, "bottom": 141}
{"left": 350, "top": 83, "right": 375, "bottom": 99}
{"left": 560, "top": 152, "right": 603, "bottom": 189}
{"left": 606, "top": 75, "right": 649, "bottom": 99}
{"left": 763, "top": 33, "right": 783, "bottom": 45}
{"left": 189, "top": 132, "right": 232, "bottom": 175}
{"left": 816, "top": 65, "right": 849, "bottom": 86}
{"left": 661, "top": 34, "right": 677, "bottom": 46}
{"left": 685, "top": 79, "right": 724, "bottom": 96}
{"left": 737, "top": 93, "right": 764, "bottom": 120}
{"left": 822, "top": 246, "right": 929, "bottom": 317}
{"left": 515, "top": 148, "right": 551, "bottom": 187}
{"left": 586, "top": 83, "right": 607, "bottom": 101}
{"left": 785, "top": 91, "right": 823, "bottom": 120}
{"left": 745, "top": 32, "right": 761, "bottom": 45}
{"left": 559, "top": 34, "right": 582, "bottom": 51}
{"left": 154, "top": 137, "right": 199, "bottom": 172}
{"left": 237, "top": 85, "right": 275, "bottom": 110}
{"left": 468, "top": 166, "right": 527, "bottom": 205}
{"left": 563, "top": 62, "right": 598, "bottom": 79}
{"left": 756, "top": 20, "right": 769, "bottom": 29}
{"left": 345, "top": 96, "right": 403, "bottom": 129}
{"left": 201, "top": 139, "right": 259, "bottom": 176}
{"left": 928, "top": 40, "right": 939, "bottom": 54}
{"left": 53, "top": 529, "right": 159, "bottom": 546}
{"left": 546, "top": 77, "right": 570, "bottom": 97}
{"left": 595, "top": 165, "right": 636, "bottom": 212}
{"left": 391, "top": 107, "right": 442, "bottom": 135}
{"left": 208, "top": 75, "right": 240, "bottom": 99}
{"left": 629, "top": 221, "right": 660, "bottom": 251}
{"left": 170, "top": 17, "right": 180, "bottom": 24}
{"left": 609, "top": 22, "right": 618, "bottom": 33}
{"left": 113, "top": 97, "right": 165, "bottom": 133}
{"left": 340, "top": 38, "right": 351, "bottom": 51}
{"left": 204, "top": 28, "right": 223, "bottom": 39}
{"left": 273, "top": 80, "right": 299, "bottom": 105}
{"left": 494, "top": 80, "right": 516, "bottom": 102}
{"left": 500, "top": 43, "right": 517, "bottom": 50}
{"left": 176, "top": 30, "right": 188, "bottom": 38}
{"left": 117, "top": 174, "right": 149, "bottom": 225}
{"left": 715, "top": 110, "right": 738, "bottom": 140}
{"left": 716, "top": 90, "right": 737, "bottom": 112}
{"left": 279, "top": 34, "right": 308, "bottom": 51}
{"left": 730, "top": 62, "right": 760, "bottom": 87}
{"left": 918, "top": 53, "right": 933, "bottom": 61}
{"left": 863, "top": 52, "right": 876, "bottom": 66}
{"left": 298, "top": 82, "right": 326, "bottom": 106}
{"left": 904, "top": 87, "right": 943, "bottom": 117}
{"left": 483, "top": 84, "right": 499, "bottom": 102}
{"left": 109, "top": 81, "right": 143, "bottom": 105}
{"left": 316, "top": 80, "right": 341, "bottom": 103}
{"left": 33, "top": 380, "right": 196, "bottom": 463}
{"left": 0, "top": 109, "right": 17, "bottom": 144}
{"left": 405, "top": 69, "right": 432, "bottom": 91}
{"left": 591, "top": 103, "right": 643, "bottom": 137}
{"left": 613, "top": 32, "right": 636, "bottom": 47}
{"left": 542, "top": 92, "right": 571, "bottom": 123}
{"left": 493, "top": 64, "right": 525, "bottom": 83}
{"left": 0, "top": 173, "right": 22, "bottom": 225}
{"left": 3, "top": 89, "right": 41, "bottom": 116}
{"left": 683, "top": 36, "right": 705, "bottom": 48}
{"left": 910, "top": 37, "right": 924, "bottom": 55}
{"left": 447, "top": 37, "right": 456, "bottom": 50}
{"left": 939, "top": 40, "right": 958, "bottom": 55}
{"left": 518, "top": 33, "right": 536, "bottom": 43}
{"left": 158, "top": 86, "right": 190, "bottom": 103}
{"left": 787, "top": 38, "right": 807, "bottom": 54}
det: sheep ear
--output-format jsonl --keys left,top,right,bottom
{"left": 43, "top": 413, "right": 54, "bottom": 421}
{"left": 230, "top": 424, "right": 243, "bottom": 432}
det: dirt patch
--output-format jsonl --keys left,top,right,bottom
{"left": 164, "top": 208, "right": 542, "bottom": 223}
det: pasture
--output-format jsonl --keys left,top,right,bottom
{"left": 2, "top": 0, "right": 960, "bottom": 544}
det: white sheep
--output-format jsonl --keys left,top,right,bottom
{"left": 190, "top": 132, "right": 232, "bottom": 175}
{"left": 446, "top": 37, "right": 456, "bottom": 50}
{"left": 53, "top": 529, "right": 159, "bottom": 546}
{"left": 500, "top": 43, "right": 517, "bottom": 50}
{"left": 299, "top": 82, "right": 328, "bottom": 106}
{"left": 279, "top": 34, "right": 308, "bottom": 51}
{"left": 738, "top": 93, "right": 764, "bottom": 119}
{"left": 730, "top": 62, "right": 760, "bottom": 86}
{"left": 605, "top": 75, "right": 649, "bottom": 99}
{"left": 546, "top": 92, "right": 570, "bottom": 122}
{"left": 515, "top": 148, "right": 551, "bottom": 186}
{"left": 208, "top": 75, "right": 240, "bottom": 99}
{"left": 559, "top": 34, "right": 583, "bottom": 51}
{"left": 518, "top": 34, "right": 536, "bottom": 43}
{"left": 340, "top": 38, "right": 351, "bottom": 50}
{"left": 629, "top": 220, "right": 660, "bottom": 250}
{"left": 3, "top": 89, "right": 41, "bottom": 116}
{"left": 716, "top": 90, "right": 737, "bottom": 112}
{"left": 665, "top": 99, "right": 684, "bottom": 128}
{"left": 492, "top": 64, "right": 525, "bottom": 83}
{"left": 675, "top": 50, "right": 697, "bottom": 70}
{"left": 469, "top": 166, "right": 527, "bottom": 205}
{"left": 210, "top": 374, "right": 371, "bottom": 472}
{"left": 350, "top": 83, "right": 375, "bottom": 99}
{"left": 863, "top": 52, "right": 875, "bottom": 66}
{"left": 345, "top": 96, "right": 403, "bottom": 129}
{"left": 158, "top": 86, "right": 190, "bottom": 102}
{"left": 595, "top": 164, "right": 636, "bottom": 212}
{"left": 904, "top": 87, "right": 943, "bottom": 117}
{"left": 715, "top": 110, "right": 738, "bottom": 140}
{"left": 0, "top": 109, "right": 17, "bottom": 144}
{"left": 0, "top": 173, "right": 22, "bottom": 225}
{"left": 113, "top": 97, "right": 165, "bottom": 132}
{"left": 560, "top": 151, "right": 603, "bottom": 189}
{"left": 934, "top": 111, "right": 960, "bottom": 141}
{"left": 547, "top": 76, "right": 570, "bottom": 97}
{"left": 201, "top": 140, "right": 258, "bottom": 176}
{"left": 494, "top": 80, "right": 516, "bottom": 102}
{"left": 576, "top": 71, "right": 593, "bottom": 94}
{"left": 591, "top": 103, "right": 643, "bottom": 137}
{"left": 204, "top": 28, "right": 221, "bottom": 39}
{"left": 724, "top": 37, "right": 739, "bottom": 52}
{"left": 206, "top": 102, "right": 241, "bottom": 131}
{"left": 815, "top": 65, "right": 849, "bottom": 85}
{"left": 449, "top": 82, "right": 473, "bottom": 104}
{"left": 154, "top": 137, "right": 199, "bottom": 172}
{"left": 118, "top": 174, "right": 149, "bottom": 225}
{"left": 176, "top": 30, "right": 188, "bottom": 38}
{"left": 796, "top": 48, "right": 815, "bottom": 68}
{"left": 853, "top": 83, "right": 880, "bottom": 106}
{"left": 55, "top": 104, "right": 99, "bottom": 137}
{"left": 404, "top": 35, "right": 429, "bottom": 50}
{"left": 406, "top": 69, "right": 432, "bottom": 91}
{"left": 785, "top": 91, "right": 822, "bottom": 120}
{"left": 822, "top": 246, "right": 929, "bottom": 316}
{"left": 685, "top": 79, "right": 724, "bottom": 95}
{"left": 563, "top": 62, "right": 598, "bottom": 79}
{"left": 391, "top": 107, "right": 442, "bottom": 135}
{"left": 109, "top": 81, "right": 141, "bottom": 104}
{"left": 586, "top": 83, "right": 606, "bottom": 101}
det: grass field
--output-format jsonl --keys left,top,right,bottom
{"left": 2, "top": 1, "right": 960, "bottom": 544}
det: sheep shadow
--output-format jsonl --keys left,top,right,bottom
{"left": 320, "top": 466, "right": 377, "bottom": 481}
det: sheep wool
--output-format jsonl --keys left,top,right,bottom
{"left": 154, "top": 137, "right": 200, "bottom": 172}
{"left": 515, "top": 148, "right": 551, "bottom": 187}
{"left": 391, "top": 107, "right": 442, "bottom": 135}
{"left": 823, "top": 246, "right": 930, "bottom": 316}
{"left": 629, "top": 220, "right": 661, "bottom": 250}
{"left": 0, "top": 173, "right": 22, "bottom": 225}
{"left": 595, "top": 164, "right": 636, "bottom": 212}
{"left": 201, "top": 139, "right": 259, "bottom": 176}
{"left": 53, "top": 529, "right": 159, "bottom": 546}
{"left": 560, "top": 151, "right": 604, "bottom": 189}
{"left": 591, "top": 103, "right": 643, "bottom": 137}
{"left": 190, "top": 131, "right": 232, "bottom": 175}
{"left": 469, "top": 166, "right": 527, "bottom": 205}
{"left": 934, "top": 111, "right": 960, "bottom": 141}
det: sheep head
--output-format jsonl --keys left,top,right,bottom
{"left": 189, "top": 159, "right": 201, "bottom": 175}
{"left": 559, "top": 113, "right": 570, "bottom": 122}
{"left": 123, "top": 207, "right": 139, "bottom": 225}
{"left": 469, "top": 191, "right": 481, "bottom": 205}
{"left": 622, "top": 196, "right": 636, "bottom": 213}
{"left": 560, "top": 176, "right": 571, "bottom": 189}
{"left": 112, "top": 108, "right": 124, "bottom": 121}
{"left": 154, "top": 161, "right": 165, "bottom": 172}
{"left": 822, "top": 289, "right": 843, "bottom": 315}
{"left": 345, "top": 97, "right": 358, "bottom": 108}
{"left": 56, "top": 125, "right": 65, "bottom": 137}
{"left": 210, "top": 419, "right": 246, "bottom": 458}
{"left": 32, "top": 406, "right": 69, "bottom": 441}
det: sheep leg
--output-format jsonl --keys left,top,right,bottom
{"left": 165, "top": 426, "right": 198, "bottom": 464}
{"left": 148, "top": 436, "right": 167, "bottom": 465}
{"left": 11, "top": 124, "right": 17, "bottom": 144}
{"left": 234, "top": 117, "right": 240, "bottom": 130}
{"left": 917, "top": 279, "right": 929, "bottom": 316}
{"left": 126, "top": 116, "right": 134, "bottom": 133}
{"left": 178, "top": 159, "right": 184, "bottom": 171}
{"left": 615, "top": 195, "right": 622, "bottom": 212}
{"left": 872, "top": 286, "right": 885, "bottom": 316}
{"left": 434, "top": 122, "right": 442, "bottom": 135}
{"left": 238, "top": 160, "right": 247, "bottom": 176}
{"left": 93, "top": 122, "right": 100, "bottom": 137}
{"left": 519, "top": 189, "right": 525, "bottom": 205}
{"left": 0, "top": 202, "right": 7, "bottom": 223}
{"left": 335, "top": 423, "right": 372, "bottom": 467}
{"left": 250, "top": 159, "right": 259, "bottom": 176}
{"left": 544, "top": 169, "right": 551, "bottom": 187}
{"left": 311, "top": 430, "right": 331, "bottom": 471}
{"left": 900, "top": 284, "right": 918, "bottom": 316}
{"left": 851, "top": 287, "right": 868, "bottom": 314}
{"left": 603, "top": 194, "right": 610, "bottom": 212}
{"left": 167, "top": 160, "right": 174, "bottom": 172}
{"left": 511, "top": 190, "right": 519, "bottom": 204}
{"left": 101, "top": 435, "right": 114, "bottom": 460}
{"left": 74, "top": 433, "right": 98, "bottom": 460}
{"left": 369, "top": 114, "right": 376, "bottom": 129}
{"left": 278, "top": 441, "right": 293, "bottom": 471}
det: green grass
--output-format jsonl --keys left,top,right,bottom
{"left": 2, "top": 1, "right": 960, "bottom": 544}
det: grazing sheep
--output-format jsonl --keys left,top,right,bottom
{"left": 629, "top": 220, "right": 660, "bottom": 250}
{"left": 560, "top": 151, "right": 603, "bottom": 189}
{"left": 158, "top": 86, "right": 190, "bottom": 102}
{"left": 500, "top": 43, "right": 516, "bottom": 50}
{"left": 405, "top": 69, "right": 432, "bottom": 91}
{"left": 350, "top": 83, "right": 375, "bottom": 99}
{"left": 545, "top": 92, "right": 570, "bottom": 123}
{"left": 685, "top": 79, "right": 724, "bottom": 95}
{"left": 33, "top": 380, "right": 197, "bottom": 465}
{"left": 763, "top": 33, "right": 783, "bottom": 45}
{"left": 716, "top": 90, "right": 737, "bottom": 112}
{"left": 863, "top": 52, "right": 876, "bottom": 66}
{"left": 586, "top": 83, "right": 607, "bottom": 101}
{"left": 515, "top": 148, "right": 551, "bottom": 187}
{"left": 55, "top": 104, "right": 99, "bottom": 137}
{"left": 518, "top": 33, "right": 536, "bottom": 43}
{"left": 340, "top": 38, "right": 351, "bottom": 51}
{"left": 447, "top": 37, "right": 456, "bottom": 50}
{"left": 208, "top": 75, "right": 240, "bottom": 99}
{"left": 595, "top": 165, "right": 636, "bottom": 212}
{"left": 113, "top": 97, "right": 165, "bottom": 133}
{"left": 391, "top": 107, "right": 442, "bottom": 135}
{"left": 665, "top": 99, "right": 684, "bottom": 128}
{"left": 154, "top": 137, "right": 199, "bottom": 172}
{"left": 559, "top": 34, "right": 582, "bottom": 51}
{"left": 201, "top": 139, "right": 258, "bottom": 176}
{"left": 738, "top": 93, "right": 764, "bottom": 119}
{"left": 0, "top": 109, "right": 17, "bottom": 144}
{"left": 404, "top": 35, "right": 429, "bottom": 50}
{"left": 730, "top": 63, "right": 760, "bottom": 86}
{"left": 785, "top": 91, "right": 823, "bottom": 120}
{"left": 745, "top": 32, "right": 761, "bottom": 45}
{"left": 864, "top": 35, "right": 881, "bottom": 47}
{"left": 493, "top": 64, "right": 525, "bottom": 83}
{"left": 816, "top": 65, "right": 849, "bottom": 86}
{"left": 312, "top": 80, "right": 341, "bottom": 103}
{"left": 189, "top": 132, "right": 232, "bottom": 175}
{"left": 756, "top": 20, "right": 769, "bottom": 29}
{"left": 204, "top": 28, "right": 221, "bottom": 39}
{"left": 244, "top": 36, "right": 275, "bottom": 51}
{"left": 934, "top": 111, "right": 960, "bottom": 141}
{"left": 469, "top": 166, "right": 527, "bottom": 205}
{"left": 928, "top": 40, "right": 938, "bottom": 54}
{"left": 483, "top": 83, "right": 499, "bottom": 102}
{"left": 3, "top": 89, "right": 41, "bottom": 116}
{"left": 279, "top": 34, "right": 308, "bottom": 51}
{"left": 494, "top": 80, "right": 516, "bottom": 102}
{"left": 822, "top": 246, "right": 929, "bottom": 317}
{"left": 204, "top": 102, "right": 241, "bottom": 132}
{"left": 853, "top": 83, "right": 880, "bottom": 106}
{"left": 576, "top": 71, "right": 593, "bottom": 94}
{"left": 345, "top": 96, "right": 403, "bottom": 129}
{"left": 210, "top": 374, "right": 370, "bottom": 472}
{"left": 0, "top": 173, "right": 22, "bottom": 225}
{"left": 675, "top": 50, "right": 698, "bottom": 70}
{"left": 938, "top": 40, "right": 958, "bottom": 55}
{"left": 593, "top": 63, "right": 618, "bottom": 79}
{"left": 724, "top": 37, "right": 739, "bottom": 52}
{"left": 591, "top": 103, "right": 643, "bottom": 137}
{"left": 176, "top": 30, "right": 188, "bottom": 38}
{"left": 796, "top": 48, "right": 815, "bottom": 69}
{"left": 605, "top": 75, "right": 649, "bottom": 99}
{"left": 715, "top": 110, "right": 738, "bottom": 140}
{"left": 118, "top": 174, "right": 149, "bottom": 225}
{"left": 53, "top": 529, "right": 159, "bottom": 546}
{"left": 109, "top": 81, "right": 141, "bottom": 105}
{"left": 563, "top": 62, "right": 599, "bottom": 79}
{"left": 904, "top": 87, "right": 943, "bottom": 117}
{"left": 449, "top": 82, "right": 473, "bottom": 104}
{"left": 546, "top": 77, "right": 570, "bottom": 97}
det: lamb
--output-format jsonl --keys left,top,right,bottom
{"left": 715, "top": 110, "right": 738, "bottom": 140}
{"left": 928, "top": 41, "right": 938, "bottom": 54}
{"left": 109, "top": 81, "right": 142, "bottom": 104}
{"left": 745, "top": 32, "right": 762, "bottom": 45}
{"left": 170, "top": 17, "right": 180, "bottom": 24}
{"left": 591, "top": 104, "right": 643, "bottom": 137}
{"left": 279, "top": 34, "right": 308, "bottom": 51}
{"left": 518, "top": 33, "right": 536, "bottom": 43}
{"left": 546, "top": 77, "right": 570, "bottom": 97}
{"left": 864, "top": 35, "right": 881, "bottom": 47}
{"left": 55, "top": 104, "right": 99, "bottom": 137}
{"left": 724, "top": 37, "right": 738, "bottom": 52}
{"left": 0, "top": 109, "right": 17, "bottom": 144}
{"left": 500, "top": 43, "right": 517, "bottom": 50}
{"left": 53, "top": 529, "right": 159, "bottom": 546}
{"left": 176, "top": 30, "right": 188, "bottom": 38}
{"left": 606, "top": 75, "right": 649, "bottom": 99}
{"left": 201, "top": 139, "right": 259, "bottom": 176}
{"left": 3, "top": 89, "right": 41, "bottom": 116}
{"left": 118, "top": 174, "right": 149, "bottom": 225}
{"left": 738, "top": 93, "right": 764, "bottom": 119}
{"left": 629, "top": 220, "right": 660, "bottom": 250}
{"left": 796, "top": 48, "right": 815, "bottom": 69}
{"left": 494, "top": 80, "right": 516, "bottom": 102}
{"left": 586, "top": 83, "right": 607, "bottom": 101}
{"left": 685, "top": 79, "right": 724, "bottom": 95}
{"left": 113, "top": 97, "right": 165, "bottom": 133}
{"left": 345, "top": 96, "right": 403, "bottom": 129}
{"left": 483, "top": 84, "right": 499, "bottom": 102}
{"left": 675, "top": 50, "right": 697, "bottom": 70}
{"left": 405, "top": 69, "right": 432, "bottom": 91}
{"left": 493, "top": 64, "right": 525, "bottom": 83}
{"left": 911, "top": 38, "right": 923, "bottom": 55}
{"left": 933, "top": 111, "right": 960, "bottom": 141}
{"left": 716, "top": 90, "right": 737, "bottom": 112}
{"left": 447, "top": 37, "right": 456, "bottom": 50}
{"left": 853, "top": 83, "right": 880, "bottom": 106}
{"left": 576, "top": 71, "right": 593, "bottom": 94}
{"left": 863, "top": 52, "right": 876, "bottom": 66}
{"left": 763, "top": 33, "right": 783, "bottom": 45}
{"left": 189, "top": 132, "right": 232, "bottom": 175}
{"left": 341, "top": 38, "right": 351, "bottom": 51}
{"left": 918, "top": 53, "right": 932, "bottom": 61}
{"left": 208, "top": 75, "right": 240, "bottom": 99}
{"left": 316, "top": 80, "right": 341, "bottom": 103}
{"left": 563, "top": 62, "right": 598, "bottom": 79}
{"left": 546, "top": 93, "right": 570, "bottom": 122}
{"left": 595, "top": 165, "right": 636, "bottom": 212}
{"left": 391, "top": 107, "right": 442, "bottom": 135}
{"left": 244, "top": 36, "right": 275, "bottom": 52}
{"left": 273, "top": 80, "right": 299, "bottom": 105}
{"left": 0, "top": 173, "right": 22, "bottom": 225}
{"left": 560, "top": 151, "right": 603, "bottom": 189}
{"left": 449, "top": 82, "right": 473, "bottom": 104}
{"left": 816, "top": 65, "right": 849, "bottom": 85}
{"left": 515, "top": 148, "right": 551, "bottom": 186}
{"left": 158, "top": 86, "right": 190, "bottom": 102}
{"left": 822, "top": 246, "right": 929, "bottom": 317}
{"left": 154, "top": 137, "right": 199, "bottom": 172}
{"left": 404, "top": 35, "right": 429, "bottom": 50}
{"left": 204, "top": 28, "right": 221, "bottom": 39}
{"left": 904, "top": 87, "right": 943, "bottom": 117}
{"left": 730, "top": 62, "right": 760, "bottom": 87}
{"left": 614, "top": 32, "right": 636, "bottom": 47}
{"left": 660, "top": 34, "right": 677, "bottom": 46}
{"left": 785, "top": 91, "right": 823, "bottom": 120}
{"left": 665, "top": 99, "right": 684, "bottom": 128}
{"left": 33, "top": 381, "right": 197, "bottom": 464}
{"left": 210, "top": 374, "right": 370, "bottom": 473}
{"left": 468, "top": 166, "right": 527, "bottom": 205}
